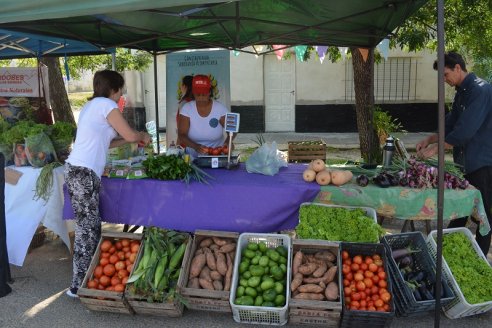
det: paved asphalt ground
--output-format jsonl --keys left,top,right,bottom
{"left": 2, "top": 132, "right": 491, "bottom": 327}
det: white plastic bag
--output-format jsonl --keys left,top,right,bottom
{"left": 245, "top": 141, "right": 288, "bottom": 176}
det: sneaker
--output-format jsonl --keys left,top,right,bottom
{"left": 66, "top": 287, "right": 78, "bottom": 298}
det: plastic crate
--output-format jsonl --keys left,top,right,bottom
{"left": 229, "top": 233, "right": 292, "bottom": 326}
{"left": 339, "top": 242, "right": 395, "bottom": 328}
{"left": 381, "top": 232, "right": 454, "bottom": 316}
{"left": 427, "top": 228, "right": 492, "bottom": 319}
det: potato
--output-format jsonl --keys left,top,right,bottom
{"left": 210, "top": 270, "right": 223, "bottom": 281}
{"left": 215, "top": 252, "right": 227, "bottom": 276}
{"left": 298, "top": 284, "right": 324, "bottom": 294}
{"left": 199, "top": 238, "right": 213, "bottom": 248}
{"left": 291, "top": 272, "right": 303, "bottom": 292}
{"left": 292, "top": 251, "right": 303, "bottom": 275}
{"left": 314, "top": 251, "right": 336, "bottom": 262}
{"left": 293, "top": 293, "right": 325, "bottom": 300}
{"left": 298, "top": 263, "right": 318, "bottom": 275}
{"left": 325, "top": 281, "right": 339, "bottom": 301}
{"left": 187, "top": 277, "right": 200, "bottom": 289}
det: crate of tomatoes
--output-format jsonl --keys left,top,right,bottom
{"left": 339, "top": 242, "right": 395, "bottom": 328}
{"left": 78, "top": 231, "right": 142, "bottom": 314}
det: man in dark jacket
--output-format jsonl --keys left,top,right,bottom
{"left": 416, "top": 51, "right": 492, "bottom": 255}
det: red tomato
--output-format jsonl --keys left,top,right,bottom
{"left": 360, "top": 263, "right": 368, "bottom": 271}
{"left": 368, "top": 263, "right": 378, "bottom": 272}
{"left": 222, "top": 145, "right": 229, "bottom": 154}
{"left": 364, "top": 271, "right": 374, "bottom": 278}
{"left": 364, "top": 256, "right": 373, "bottom": 265}
{"left": 342, "top": 250, "right": 350, "bottom": 260}
{"left": 356, "top": 281, "right": 366, "bottom": 291}
{"left": 378, "top": 280, "right": 388, "bottom": 288}
{"left": 342, "top": 264, "right": 351, "bottom": 275}
{"left": 354, "top": 273, "right": 364, "bottom": 281}
{"left": 212, "top": 148, "right": 221, "bottom": 156}
{"left": 351, "top": 263, "right": 360, "bottom": 272}
{"left": 351, "top": 292, "right": 361, "bottom": 301}
{"left": 377, "top": 271, "right": 387, "bottom": 280}
{"left": 380, "top": 292, "right": 391, "bottom": 303}
{"left": 363, "top": 278, "right": 373, "bottom": 288}
{"left": 353, "top": 255, "right": 363, "bottom": 265}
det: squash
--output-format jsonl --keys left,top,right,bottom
{"left": 311, "top": 159, "right": 326, "bottom": 173}
{"left": 315, "top": 170, "right": 331, "bottom": 185}
{"left": 330, "top": 170, "right": 353, "bottom": 186}
{"left": 303, "top": 169, "right": 317, "bottom": 182}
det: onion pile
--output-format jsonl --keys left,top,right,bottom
{"left": 397, "top": 158, "right": 469, "bottom": 189}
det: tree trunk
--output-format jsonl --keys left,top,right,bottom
{"left": 40, "top": 57, "right": 75, "bottom": 124}
{"left": 350, "top": 47, "right": 381, "bottom": 164}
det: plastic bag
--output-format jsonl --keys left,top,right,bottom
{"left": 246, "top": 141, "right": 288, "bottom": 176}
{"left": 13, "top": 143, "right": 29, "bottom": 167}
{"left": 24, "top": 132, "right": 58, "bottom": 167}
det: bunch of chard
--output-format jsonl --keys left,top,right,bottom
{"left": 396, "top": 157, "right": 469, "bottom": 189}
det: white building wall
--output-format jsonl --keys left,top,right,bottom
{"left": 140, "top": 48, "right": 444, "bottom": 127}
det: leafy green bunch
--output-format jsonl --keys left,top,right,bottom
{"left": 1, "top": 120, "right": 48, "bottom": 146}
{"left": 442, "top": 231, "right": 492, "bottom": 304}
{"left": 142, "top": 154, "right": 212, "bottom": 184}
{"left": 296, "top": 204, "right": 384, "bottom": 243}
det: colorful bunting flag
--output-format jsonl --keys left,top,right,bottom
{"left": 272, "top": 45, "right": 286, "bottom": 60}
{"left": 315, "top": 46, "right": 328, "bottom": 63}
{"left": 358, "top": 48, "right": 369, "bottom": 62}
{"left": 295, "top": 45, "right": 308, "bottom": 62}
{"left": 377, "top": 39, "right": 389, "bottom": 60}
{"left": 338, "top": 47, "right": 348, "bottom": 60}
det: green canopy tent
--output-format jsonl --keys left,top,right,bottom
{"left": 0, "top": 2, "right": 452, "bottom": 325}
{"left": 0, "top": 0, "right": 426, "bottom": 53}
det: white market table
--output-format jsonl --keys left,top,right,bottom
{"left": 5, "top": 165, "right": 73, "bottom": 266}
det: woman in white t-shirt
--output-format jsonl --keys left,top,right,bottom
{"left": 178, "top": 75, "right": 235, "bottom": 158}
{"left": 64, "top": 70, "right": 151, "bottom": 298}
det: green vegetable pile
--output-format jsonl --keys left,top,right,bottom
{"left": 127, "top": 227, "right": 188, "bottom": 303}
{"left": 296, "top": 204, "right": 384, "bottom": 242}
{"left": 142, "top": 154, "right": 212, "bottom": 183}
{"left": 441, "top": 231, "right": 492, "bottom": 304}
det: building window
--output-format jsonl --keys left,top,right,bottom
{"left": 345, "top": 57, "right": 418, "bottom": 102}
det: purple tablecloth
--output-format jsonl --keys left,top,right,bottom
{"left": 63, "top": 164, "right": 319, "bottom": 233}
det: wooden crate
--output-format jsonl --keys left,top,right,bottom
{"left": 78, "top": 231, "right": 143, "bottom": 314}
{"left": 289, "top": 239, "right": 342, "bottom": 326}
{"left": 178, "top": 230, "right": 239, "bottom": 313}
{"left": 288, "top": 141, "right": 327, "bottom": 163}
{"left": 125, "top": 233, "right": 192, "bottom": 317}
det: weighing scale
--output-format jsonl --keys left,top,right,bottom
{"left": 194, "top": 113, "right": 240, "bottom": 169}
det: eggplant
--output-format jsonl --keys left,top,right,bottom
{"left": 397, "top": 255, "right": 413, "bottom": 268}
{"left": 412, "top": 288, "right": 422, "bottom": 301}
{"left": 356, "top": 174, "right": 369, "bottom": 187}
{"left": 407, "top": 270, "right": 427, "bottom": 283}
{"left": 418, "top": 284, "right": 434, "bottom": 301}
{"left": 373, "top": 174, "right": 391, "bottom": 188}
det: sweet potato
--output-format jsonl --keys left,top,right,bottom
{"left": 293, "top": 251, "right": 303, "bottom": 275}
{"left": 319, "top": 281, "right": 326, "bottom": 289}
{"left": 209, "top": 244, "right": 219, "bottom": 251}
{"left": 312, "top": 262, "right": 327, "bottom": 278}
{"left": 298, "top": 263, "right": 318, "bottom": 275}
{"left": 199, "top": 278, "right": 214, "bottom": 290}
{"left": 293, "top": 293, "right": 325, "bottom": 300}
{"left": 325, "top": 281, "right": 339, "bottom": 301}
{"left": 206, "top": 251, "right": 217, "bottom": 271}
{"left": 210, "top": 270, "right": 222, "bottom": 281}
{"left": 314, "top": 251, "right": 336, "bottom": 262}
{"left": 224, "top": 253, "right": 233, "bottom": 291}
{"left": 187, "top": 277, "right": 200, "bottom": 289}
{"left": 298, "top": 284, "right": 324, "bottom": 294}
{"left": 190, "top": 253, "right": 206, "bottom": 278}
{"left": 291, "top": 273, "right": 303, "bottom": 292}
{"left": 199, "top": 266, "right": 212, "bottom": 282}
{"left": 215, "top": 252, "right": 227, "bottom": 276}
{"left": 324, "top": 266, "right": 337, "bottom": 284}
{"left": 219, "top": 243, "right": 236, "bottom": 253}
{"left": 199, "top": 238, "right": 213, "bottom": 248}
{"left": 212, "top": 280, "right": 223, "bottom": 291}
{"left": 212, "top": 237, "right": 227, "bottom": 246}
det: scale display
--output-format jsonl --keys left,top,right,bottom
{"left": 225, "top": 113, "right": 240, "bottom": 133}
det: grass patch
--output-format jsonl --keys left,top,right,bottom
{"left": 68, "top": 92, "right": 92, "bottom": 111}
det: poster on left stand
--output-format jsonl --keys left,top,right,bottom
{"left": 0, "top": 66, "right": 51, "bottom": 124}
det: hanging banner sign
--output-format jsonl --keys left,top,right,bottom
{"left": 166, "top": 50, "right": 231, "bottom": 148}
{"left": 0, "top": 67, "right": 49, "bottom": 97}
{"left": 0, "top": 66, "right": 51, "bottom": 124}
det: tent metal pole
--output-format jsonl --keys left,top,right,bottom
{"left": 153, "top": 51, "right": 160, "bottom": 154}
{"left": 434, "top": 0, "right": 445, "bottom": 327}
{"left": 111, "top": 52, "right": 116, "bottom": 71}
